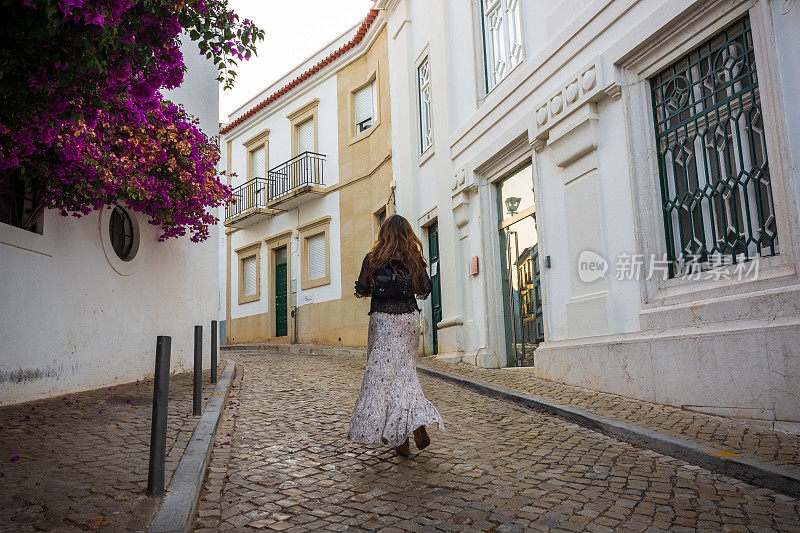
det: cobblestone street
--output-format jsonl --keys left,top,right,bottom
{"left": 194, "top": 352, "right": 800, "bottom": 532}
{"left": 0, "top": 364, "right": 223, "bottom": 532}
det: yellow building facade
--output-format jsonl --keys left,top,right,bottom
{"left": 295, "top": 28, "right": 394, "bottom": 346}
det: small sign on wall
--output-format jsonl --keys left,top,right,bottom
{"left": 470, "top": 256, "right": 479, "bottom": 276}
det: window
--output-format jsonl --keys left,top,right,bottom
{"left": 242, "top": 256, "right": 257, "bottom": 295}
{"left": 297, "top": 119, "right": 314, "bottom": 154}
{"left": 650, "top": 17, "right": 777, "bottom": 278}
{"left": 239, "top": 128, "right": 269, "bottom": 214}
{"left": 0, "top": 171, "right": 42, "bottom": 234}
{"left": 376, "top": 207, "right": 387, "bottom": 231}
{"left": 299, "top": 216, "right": 331, "bottom": 289}
{"left": 287, "top": 99, "right": 319, "bottom": 157}
{"left": 250, "top": 146, "right": 266, "bottom": 179}
{"left": 109, "top": 206, "right": 136, "bottom": 261}
{"left": 480, "top": 0, "right": 524, "bottom": 92}
{"left": 354, "top": 81, "right": 376, "bottom": 134}
{"left": 417, "top": 57, "right": 433, "bottom": 153}
{"left": 307, "top": 233, "right": 326, "bottom": 280}
{"left": 235, "top": 242, "right": 261, "bottom": 304}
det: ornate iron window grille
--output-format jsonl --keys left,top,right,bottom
{"left": 480, "top": 0, "right": 523, "bottom": 92}
{"left": 650, "top": 17, "right": 778, "bottom": 278}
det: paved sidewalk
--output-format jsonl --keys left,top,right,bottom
{"left": 418, "top": 357, "right": 800, "bottom": 474}
{"left": 0, "top": 363, "right": 224, "bottom": 532}
{"left": 194, "top": 351, "right": 800, "bottom": 532}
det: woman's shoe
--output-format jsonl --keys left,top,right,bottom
{"left": 395, "top": 438, "right": 410, "bottom": 457}
{"left": 413, "top": 426, "right": 430, "bottom": 450}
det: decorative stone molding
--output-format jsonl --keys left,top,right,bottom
{"left": 548, "top": 105, "right": 600, "bottom": 168}
{"left": 450, "top": 165, "right": 474, "bottom": 197}
{"left": 418, "top": 205, "right": 437, "bottom": 227}
{"left": 452, "top": 191, "right": 471, "bottom": 230}
{"left": 450, "top": 165, "right": 477, "bottom": 233}
{"left": 529, "top": 56, "right": 620, "bottom": 150}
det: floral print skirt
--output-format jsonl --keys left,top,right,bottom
{"left": 347, "top": 310, "right": 445, "bottom": 446}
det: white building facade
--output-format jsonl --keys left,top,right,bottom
{"left": 0, "top": 42, "right": 221, "bottom": 405}
{"left": 379, "top": 0, "right": 800, "bottom": 428}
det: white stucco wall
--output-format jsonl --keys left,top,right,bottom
{"left": 0, "top": 39, "right": 221, "bottom": 405}
{"left": 383, "top": 0, "right": 800, "bottom": 424}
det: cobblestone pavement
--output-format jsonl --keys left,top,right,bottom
{"left": 194, "top": 352, "right": 800, "bottom": 532}
{"left": 0, "top": 363, "right": 224, "bottom": 532}
{"left": 418, "top": 357, "right": 800, "bottom": 473}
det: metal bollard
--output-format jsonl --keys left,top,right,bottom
{"left": 211, "top": 320, "right": 218, "bottom": 384}
{"left": 193, "top": 325, "right": 202, "bottom": 416}
{"left": 147, "top": 336, "right": 171, "bottom": 497}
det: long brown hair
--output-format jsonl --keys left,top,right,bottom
{"left": 366, "top": 214, "right": 428, "bottom": 295}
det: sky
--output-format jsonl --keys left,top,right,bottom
{"left": 219, "top": 0, "right": 374, "bottom": 123}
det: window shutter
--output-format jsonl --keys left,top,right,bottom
{"left": 354, "top": 83, "right": 374, "bottom": 126}
{"left": 242, "top": 256, "right": 257, "bottom": 295}
{"left": 251, "top": 146, "right": 265, "bottom": 178}
{"left": 297, "top": 119, "right": 314, "bottom": 154}
{"left": 307, "top": 233, "right": 326, "bottom": 280}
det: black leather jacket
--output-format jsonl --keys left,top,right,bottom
{"left": 354, "top": 254, "right": 432, "bottom": 315}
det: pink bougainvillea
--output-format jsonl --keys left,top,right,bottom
{"left": 0, "top": 0, "right": 263, "bottom": 241}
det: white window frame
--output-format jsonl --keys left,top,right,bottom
{"left": 480, "top": 0, "right": 525, "bottom": 93}
{"left": 417, "top": 53, "right": 433, "bottom": 157}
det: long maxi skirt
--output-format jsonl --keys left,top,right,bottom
{"left": 347, "top": 310, "right": 445, "bottom": 446}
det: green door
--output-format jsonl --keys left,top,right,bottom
{"left": 275, "top": 247, "right": 288, "bottom": 337}
{"left": 428, "top": 223, "right": 442, "bottom": 354}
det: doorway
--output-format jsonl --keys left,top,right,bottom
{"left": 274, "top": 246, "right": 288, "bottom": 337}
{"left": 498, "top": 163, "right": 544, "bottom": 366}
{"left": 427, "top": 222, "right": 442, "bottom": 355}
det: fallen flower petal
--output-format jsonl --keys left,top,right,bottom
{"left": 10, "top": 455, "right": 20, "bottom": 462}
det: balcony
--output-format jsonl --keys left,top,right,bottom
{"left": 266, "top": 151, "right": 326, "bottom": 210}
{"left": 224, "top": 177, "right": 277, "bottom": 228}
{"left": 224, "top": 152, "right": 326, "bottom": 227}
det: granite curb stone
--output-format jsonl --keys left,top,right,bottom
{"left": 149, "top": 359, "right": 236, "bottom": 533}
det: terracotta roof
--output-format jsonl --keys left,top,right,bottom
{"left": 219, "top": 8, "right": 380, "bottom": 136}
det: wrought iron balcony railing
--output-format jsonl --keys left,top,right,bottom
{"left": 267, "top": 151, "right": 325, "bottom": 201}
{"left": 225, "top": 177, "right": 270, "bottom": 221}
{"left": 225, "top": 152, "right": 326, "bottom": 222}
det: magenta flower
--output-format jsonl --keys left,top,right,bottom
{"left": 10, "top": 455, "right": 20, "bottom": 463}
{"left": 2, "top": 0, "right": 263, "bottom": 243}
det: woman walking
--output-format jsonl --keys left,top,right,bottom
{"left": 347, "top": 214, "right": 444, "bottom": 456}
